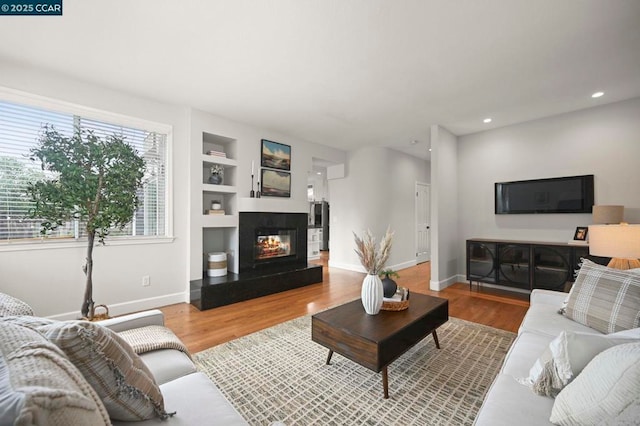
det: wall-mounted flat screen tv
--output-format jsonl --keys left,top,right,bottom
{"left": 495, "top": 175, "right": 594, "bottom": 214}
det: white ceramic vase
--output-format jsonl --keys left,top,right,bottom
{"left": 361, "top": 273, "right": 384, "bottom": 315}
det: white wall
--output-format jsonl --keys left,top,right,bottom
{"left": 457, "top": 97, "right": 640, "bottom": 276}
{"left": 308, "top": 173, "right": 329, "bottom": 202}
{"left": 328, "top": 146, "right": 430, "bottom": 273}
{"left": 430, "top": 125, "right": 459, "bottom": 290}
{"left": 188, "top": 108, "right": 346, "bottom": 279}
{"left": 0, "top": 62, "right": 191, "bottom": 319}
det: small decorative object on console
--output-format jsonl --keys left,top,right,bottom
{"left": 573, "top": 226, "right": 588, "bottom": 241}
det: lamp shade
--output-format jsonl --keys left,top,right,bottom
{"left": 592, "top": 205, "right": 624, "bottom": 224}
{"left": 588, "top": 224, "right": 640, "bottom": 259}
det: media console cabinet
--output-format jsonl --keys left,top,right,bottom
{"left": 466, "top": 238, "right": 609, "bottom": 293}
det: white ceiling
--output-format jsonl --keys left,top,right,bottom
{"left": 1, "top": 1, "right": 639, "bottom": 160}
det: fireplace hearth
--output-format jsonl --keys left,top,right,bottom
{"left": 190, "top": 211, "right": 322, "bottom": 311}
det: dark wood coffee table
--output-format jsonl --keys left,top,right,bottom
{"left": 311, "top": 293, "right": 448, "bottom": 399}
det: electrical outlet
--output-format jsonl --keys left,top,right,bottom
{"left": 142, "top": 275, "right": 150, "bottom": 287}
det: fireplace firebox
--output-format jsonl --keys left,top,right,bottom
{"left": 255, "top": 229, "right": 297, "bottom": 261}
{"left": 239, "top": 212, "right": 308, "bottom": 272}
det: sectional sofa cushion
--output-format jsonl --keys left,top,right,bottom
{"left": 0, "top": 320, "right": 110, "bottom": 426}
{"left": 38, "top": 319, "right": 172, "bottom": 421}
{"left": 564, "top": 259, "right": 640, "bottom": 334}
{"left": 518, "top": 330, "right": 637, "bottom": 397}
{"left": 0, "top": 292, "right": 34, "bottom": 317}
{"left": 550, "top": 342, "right": 640, "bottom": 425}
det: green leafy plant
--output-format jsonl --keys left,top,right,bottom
{"left": 379, "top": 269, "right": 399, "bottom": 279}
{"left": 27, "top": 125, "right": 145, "bottom": 320}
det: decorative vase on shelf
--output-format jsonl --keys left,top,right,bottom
{"left": 208, "top": 165, "right": 224, "bottom": 185}
{"left": 361, "top": 273, "right": 384, "bottom": 315}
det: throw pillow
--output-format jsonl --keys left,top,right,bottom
{"left": 0, "top": 319, "right": 110, "bottom": 426}
{"left": 38, "top": 319, "right": 173, "bottom": 421}
{"left": 550, "top": 342, "right": 640, "bottom": 425}
{"left": 518, "top": 331, "right": 637, "bottom": 397}
{"left": 0, "top": 292, "right": 34, "bottom": 317}
{"left": 564, "top": 259, "right": 640, "bottom": 334}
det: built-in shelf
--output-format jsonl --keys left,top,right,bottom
{"left": 201, "top": 154, "right": 238, "bottom": 167}
{"left": 202, "top": 183, "right": 237, "bottom": 194}
{"left": 201, "top": 214, "right": 239, "bottom": 228}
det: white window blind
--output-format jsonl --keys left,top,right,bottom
{"left": 0, "top": 99, "right": 167, "bottom": 242}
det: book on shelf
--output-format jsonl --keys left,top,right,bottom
{"left": 206, "top": 150, "right": 227, "bottom": 157}
{"left": 207, "top": 209, "right": 226, "bottom": 215}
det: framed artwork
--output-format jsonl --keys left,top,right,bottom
{"left": 573, "top": 226, "right": 588, "bottom": 241}
{"left": 261, "top": 169, "right": 291, "bottom": 197}
{"left": 261, "top": 139, "right": 291, "bottom": 171}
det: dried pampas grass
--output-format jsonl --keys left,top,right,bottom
{"left": 353, "top": 226, "right": 394, "bottom": 275}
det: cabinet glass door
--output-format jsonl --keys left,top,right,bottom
{"left": 467, "top": 242, "right": 497, "bottom": 283}
{"left": 533, "top": 246, "right": 571, "bottom": 291}
{"left": 498, "top": 244, "right": 530, "bottom": 290}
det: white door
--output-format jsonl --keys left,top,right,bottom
{"left": 416, "top": 182, "right": 430, "bottom": 263}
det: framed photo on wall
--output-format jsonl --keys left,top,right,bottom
{"left": 261, "top": 139, "right": 291, "bottom": 171}
{"left": 573, "top": 226, "right": 588, "bottom": 241}
{"left": 261, "top": 169, "right": 291, "bottom": 197}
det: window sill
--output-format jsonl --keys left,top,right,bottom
{"left": 0, "top": 236, "right": 175, "bottom": 252}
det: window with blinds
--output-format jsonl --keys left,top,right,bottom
{"left": 0, "top": 99, "right": 167, "bottom": 242}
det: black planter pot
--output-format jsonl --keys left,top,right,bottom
{"left": 381, "top": 275, "right": 397, "bottom": 298}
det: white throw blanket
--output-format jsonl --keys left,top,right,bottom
{"left": 118, "top": 325, "right": 192, "bottom": 360}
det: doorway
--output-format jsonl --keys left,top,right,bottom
{"left": 415, "top": 182, "right": 430, "bottom": 263}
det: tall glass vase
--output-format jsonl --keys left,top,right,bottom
{"left": 361, "top": 273, "right": 384, "bottom": 315}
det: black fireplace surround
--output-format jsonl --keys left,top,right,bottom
{"left": 239, "top": 212, "right": 308, "bottom": 272}
{"left": 190, "top": 211, "right": 322, "bottom": 311}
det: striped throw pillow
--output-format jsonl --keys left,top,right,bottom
{"left": 38, "top": 320, "right": 173, "bottom": 421}
{"left": 565, "top": 259, "right": 640, "bottom": 334}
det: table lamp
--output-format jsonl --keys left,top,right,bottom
{"left": 588, "top": 224, "right": 640, "bottom": 270}
{"left": 592, "top": 205, "right": 624, "bottom": 224}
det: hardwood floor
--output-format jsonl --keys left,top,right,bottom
{"left": 160, "top": 253, "right": 529, "bottom": 353}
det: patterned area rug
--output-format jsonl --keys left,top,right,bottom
{"left": 194, "top": 315, "right": 515, "bottom": 426}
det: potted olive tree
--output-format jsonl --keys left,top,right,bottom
{"left": 27, "top": 125, "right": 145, "bottom": 320}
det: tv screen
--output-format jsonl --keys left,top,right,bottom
{"left": 495, "top": 175, "right": 594, "bottom": 214}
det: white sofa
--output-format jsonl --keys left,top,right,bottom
{"left": 0, "top": 295, "right": 248, "bottom": 426}
{"left": 474, "top": 289, "right": 639, "bottom": 425}
{"left": 100, "top": 310, "right": 248, "bottom": 426}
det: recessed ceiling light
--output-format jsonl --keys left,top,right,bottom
{"left": 428, "top": 148, "right": 432, "bottom": 152}
{"left": 483, "top": 118, "right": 492, "bottom": 124}
{"left": 316, "top": 172, "right": 322, "bottom": 175}
{"left": 592, "top": 91, "right": 604, "bottom": 98}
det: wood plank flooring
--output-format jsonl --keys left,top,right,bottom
{"left": 160, "top": 253, "right": 529, "bottom": 353}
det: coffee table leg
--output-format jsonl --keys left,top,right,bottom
{"left": 326, "top": 349, "right": 334, "bottom": 365}
{"left": 432, "top": 330, "right": 440, "bottom": 349}
{"left": 382, "top": 366, "right": 389, "bottom": 399}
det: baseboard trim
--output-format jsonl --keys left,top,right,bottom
{"left": 47, "top": 293, "right": 187, "bottom": 321}
{"left": 328, "top": 259, "right": 418, "bottom": 273}
{"left": 430, "top": 275, "right": 458, "bottom": 291}
{"left": 465, "top": 279, "right": 532, "bottom": 295}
